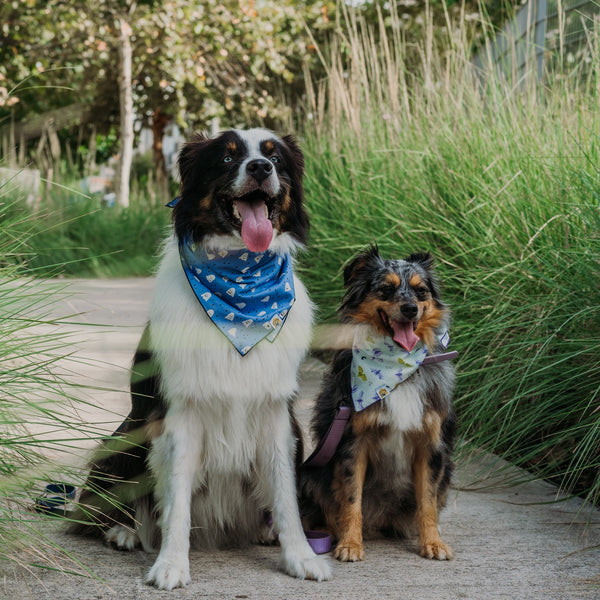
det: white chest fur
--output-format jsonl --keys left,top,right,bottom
{"left": 149, "top": 236, "right": 313, "bottom": 410}
{"left": 381, "top": 378, "right": 424, "bottom": 433}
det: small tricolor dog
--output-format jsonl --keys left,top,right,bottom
{"left": 300, "top": 245, "right": 456, "bottom": 562}
{"left": 70, "top": 128, "right": 331, "bottom": 588}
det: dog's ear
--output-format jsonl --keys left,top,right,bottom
{"left": 177, "top": 132, "right": 212, "bottom": 186}
{"left": 282, "top": 134, "right": 305, "bottom": 176}
{"left": 343, "top": 244, "right": 382, "bottom": 286}
{"left": 405, "top": 251, "right": 434, "bottom": 271}
{"left": 279, "top": 134, "right": 309, "bottom": 245}
{"left": 338, "top": 245, "right": 383, "bottom": 320}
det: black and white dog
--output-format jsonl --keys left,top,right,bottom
{"left": 70, "top": 129, "right": 331, "bottom": 588}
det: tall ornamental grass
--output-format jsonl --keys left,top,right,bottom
{"left": 297, "top": 5, "right": 600, "bottom": 507}
{"left": 0, "top": 189, "right": 104, "bottom": 576}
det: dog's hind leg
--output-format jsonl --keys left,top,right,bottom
{"left": 257, "top": 404, "right": 332, "bottom": 582}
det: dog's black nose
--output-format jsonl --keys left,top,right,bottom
{"left": 246, "top": 159, "right": 273, "bottom": 183}
{"left": 401, "top": 303, "right": 418, "bottom": 319}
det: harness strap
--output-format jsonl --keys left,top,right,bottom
{"left": 421, "top": 350, "right": 458, "bottom": 365}
{"left": 302, "top": 351, "right": 458, "bottom": 469}
{"left": 303, "top": 406, "right": 352, "bottom": 468}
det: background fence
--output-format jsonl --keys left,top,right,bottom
{"left": 474, "top": 0, "right": 600, "bottom": 82}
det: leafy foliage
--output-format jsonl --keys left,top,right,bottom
{"left": 0, "top": 0, "right": 335, "bottom": 133}
{"left": 0, "top": 1, "right": 521, "bottom": 132}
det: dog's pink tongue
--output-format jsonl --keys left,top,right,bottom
{"left": 391, "top": 320, "right": 420, "bottom": 352}
{"left": 235, "top": 200, "right": 273, "bottom": 253}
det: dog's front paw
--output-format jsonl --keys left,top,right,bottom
{"left": 145, "top": 554, "right": 191, "bottom": 590}
{"left": 334, "top": 540, "right": 365, "bottom": 562}
{"left": 420, "top": 539, "right": 454, "bottom": 561}
{"left": 282, "top": 545, "right": 332, "bottom": 581}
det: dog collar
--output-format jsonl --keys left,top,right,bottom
{"left": 178, "top": 236, "right": 295, "bottom": 355}
{"left": 350, "top": 328, "right": 450, "bottom": 411}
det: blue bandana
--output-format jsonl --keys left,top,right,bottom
{"left": 179, "top": 237, "right": 296, "bottom": 355}
{"left": 350, "top": 329, "right": 450, "bottom": 411}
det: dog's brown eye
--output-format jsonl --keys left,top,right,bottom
{"left": 379, "top": 285, "right": 396, "bottom": 299}
{"left": 415, "top": 287, "right": 429, "bottom": 301}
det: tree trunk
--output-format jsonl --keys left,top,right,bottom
{"left": 115, "top": 16, "right": 134, "bottom": 208}
{"left": 86, "top": 124, "right": 97, "bottom": 174}
{"left": 152, "top": 108, "right": 169, "bottom": 201}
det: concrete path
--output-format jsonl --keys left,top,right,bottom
{"left": 1, "top": 279, "right": 599, "bottom": 600}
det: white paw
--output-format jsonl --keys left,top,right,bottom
{"left": 105, "top": 525, "right": 139, "bottom": 550}
{"left": 145, "top": 554, "right": 191, "bottom": 590}
{"left": 281, "top": 545, "right": 333, "bottom": 582}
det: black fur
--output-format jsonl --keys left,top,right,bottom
{"left": 69, "top": 327, "right": 166, "bottom": 538}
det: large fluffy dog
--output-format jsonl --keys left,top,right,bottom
{"left": 70, "top": 128, "right": 331, "bottom": 588}
{"left": 300, "top": 245, "right": 456, "bottom": 562}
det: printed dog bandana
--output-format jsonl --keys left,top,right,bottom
{"left": 350, "top": 329, "right": 450, "bottom": 411}
{"left": 179, "top": 237, "right": 295, "bottom": 355}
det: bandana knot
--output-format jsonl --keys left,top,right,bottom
{"left": 179, "top": 237, "right": 295, "bottom": 355}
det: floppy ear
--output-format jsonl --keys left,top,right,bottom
{"left": 343, "top": 244, "right": 381, "bottom": 286}
{"left": 282, "top": 134, "right": 305, "bottom": 176}
{"left": 280, "top": 134, "right": 309, "bottom": 245}
{"left": 177, "top": 132, "right": 211, "bottom": 187}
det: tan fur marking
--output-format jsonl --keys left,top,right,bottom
{"left": 412, "top": 436, "right": 454, "bottom": 560}
{"left": 410, "top": 274, "right": 424, "bottom": 288}
{"left": 352, "top": 298, "right": 392, "bottom": 335}
{"left": 422, "top": 411, "right": 442, "bottom": 445}
{"left": 385, "top": 272, "right": 401, "bottom": 287}
{"left": 352, "top": 407, "right": 382, "bottom": 434}
{"left": 273, "top": 192, "right": 291, "bottom": 231}
{"left": 264, "top": 140, "right": 274, "bottom": 153}
{"left": 332, "top": 442, "right": 369, "bottom": 562}
{"left": 199, "top": 193, "right": 213, "bottom": 210}
{"left": 144, "top": 418, "right": 164, "bottom": 442}
{"left": 414, "top": 302, "right": 447, "bottom": 349}
{"left": 226, "top": 141, "right": 237, "bottom": 154}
